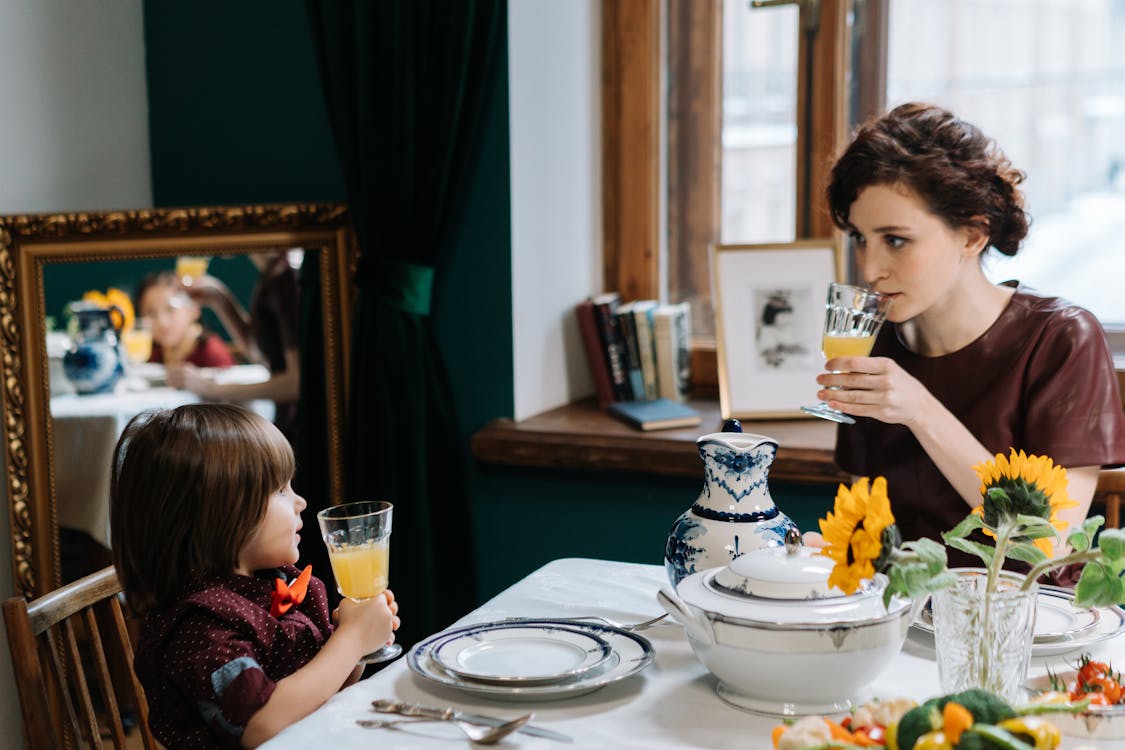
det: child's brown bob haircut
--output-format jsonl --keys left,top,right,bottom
{"left": 110, "top": 403, "right": 295, "bottom": 614}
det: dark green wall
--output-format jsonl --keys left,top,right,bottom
{"left": 139, "top": 2, "right": 836, "bottom": 608}
{"left": 143, "top": 1, "right": 344, "bottom": 205}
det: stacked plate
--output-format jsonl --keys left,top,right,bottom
{"left": 408, "top": 619, "right": 655, "bottom": 700}
{"left": 911, "top": 585, "right": 1125, "bottom": 657}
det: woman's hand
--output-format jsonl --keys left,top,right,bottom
{"left": 816, "top": 356, "right": 934, "bottom": 426}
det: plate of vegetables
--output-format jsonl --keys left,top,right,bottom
{"left": 1025, "top": 653, "right": 1125, "bottom": 740}
{"left": 772, "top": 688, "right": 1087, "bottom": 749}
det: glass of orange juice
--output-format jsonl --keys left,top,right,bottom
{"left": 120, "top": 318, "right": 154, "bottom": 368}
{"left": 175, "top": 255, "right": 210, "bottom": 286}
{"left": 317, "top": 500, "right": 400, "bottom": 663}
{"left": 800, "top": 283, "right": 893, "bottom": 424}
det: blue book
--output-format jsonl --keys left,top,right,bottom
{"left": 607, "top": 398, "right": 702, "bottom": 432}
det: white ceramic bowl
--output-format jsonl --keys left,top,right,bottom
{"left": 1025, "top": 671, "right": 1125, "bottom": 740}
{"left": 658, "top": 544, "right": 913, "bottom": 716}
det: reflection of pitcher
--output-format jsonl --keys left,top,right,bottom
{"left": 664, "top": 431, "right": 798, "bottom": 587}
{"left": 62, "top": 301, "right": 125, "bottom": 394}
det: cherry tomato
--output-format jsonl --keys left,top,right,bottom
{"left": 1079, "top": 659, "right": 1110, "bottom": 685}
{"left": 1085, "top": 675, "right": 1123, "bottom": 704}
{"left": 1086, "top": 692, "right": 1112, "bottom": 707}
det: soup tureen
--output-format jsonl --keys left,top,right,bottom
{"left": 657, "top": 532, "right": 914, "bottom": 716}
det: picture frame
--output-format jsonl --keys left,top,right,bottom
{"left": 711, "top": 239, "right": 844, "bottom": 420}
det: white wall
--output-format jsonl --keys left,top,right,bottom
{"left": 509, "top": 0, "right": 602, "bottom": 420}
{"left": 0, "top": 0, "right": 151, "bottom": 737}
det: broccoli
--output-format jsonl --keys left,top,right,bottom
{"left": 895, "top": 690, "right": 1016, "bottom": 749}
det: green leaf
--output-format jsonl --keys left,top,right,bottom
{"left": 1098, "top": 529, "right": 1125, "bottom": 561}
{"left": 1084, "top": 515, "right": 1106, "bottom": 537}
{"left": 943, "top": 513, "right": 983, "bottom": 541}
{"left": 1015, "top": 513, "right": 1053, "bottom": 529}
{"left": 1073, "top": 562, "right": 1125, "bottom": 608}
{"left": 903, "top": 538, "right": 948, "bottom": 571}
{"left": 1004, "top": 541, "right": 1049, "bottom": 565}
{"left": 947, "top": 537, "right": 996, "bottom": 565}
{"left": 1067, "top": 528, "right": 1091, "bottom": 553}
{"left": 1013, "top": 524, "right": 1056, "bottom": 541}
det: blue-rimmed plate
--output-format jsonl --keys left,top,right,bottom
{"left": 408, "top": 619, "right": 654, "bottom": 700}
{"left": 430, "top": 623, "right": 613, "bottom": 686}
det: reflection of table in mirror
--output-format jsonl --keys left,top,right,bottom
{"left": 50, "top": 366, "right": 275, "bottom": 549}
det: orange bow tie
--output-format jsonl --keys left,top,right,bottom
{"left": 270, "top": 565, "right": 312, "bottom": 618}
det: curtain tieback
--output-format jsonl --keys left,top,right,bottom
{"left": 372, "top": 258, "right": 434, "bottom": 315}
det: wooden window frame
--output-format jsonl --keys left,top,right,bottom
{"left": 602, "top": 0, "right": 873, "bottom": 395}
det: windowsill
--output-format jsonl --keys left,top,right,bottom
{"left": 471, "top": 397, "right": 1125, "bottom": 528}
{"left": 471, "top": 398, "right": 849, "bottom": 485}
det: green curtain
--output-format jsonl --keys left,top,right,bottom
{"left": 305, "top": 0, "right": 505, "bottom": 643}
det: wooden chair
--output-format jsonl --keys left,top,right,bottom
{"left": 3, "top": 566, "right": 157, "bottom": 749}
{"left": 1096, "top": 467, "right": 1125, "bottom": 529}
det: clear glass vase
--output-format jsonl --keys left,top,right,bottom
{"left": 932, "top": 568, "right": 1037, "bottom": 703}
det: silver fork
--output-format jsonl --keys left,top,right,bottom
{"left": 502, "top": 613, "right": 669, "bottom": 632}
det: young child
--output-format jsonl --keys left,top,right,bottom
{"left": 111, "top": 404, "right": 400, "bottom": 748}
{"left": 135, "top": 271, "right": 236, "bottom": 368}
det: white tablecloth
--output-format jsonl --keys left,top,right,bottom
{"left": 263, "top": 558, "right": 1125, "bottom": 750}
{"left": 50, "top": 367, "right": 275, "bottom": 548}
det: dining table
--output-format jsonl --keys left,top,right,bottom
{"left": 262, "top": 557, "right": 1125, "bottom": 750}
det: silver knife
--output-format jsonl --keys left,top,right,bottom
{"left": 372, "top": 699, "right": 573, "bottom": 743}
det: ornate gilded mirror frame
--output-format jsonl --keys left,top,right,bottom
{"left": 0, "top": 202, "right": 353, "bottom": 598}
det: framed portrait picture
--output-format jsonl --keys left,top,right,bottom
{"left": 711, "top": 240, "right": 844, "bottom": 420}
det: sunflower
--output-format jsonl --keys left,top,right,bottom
{"left": 819, "top": 476, "right": 896, "bottom": 594}
{"left": 972, "top": 449, "right": 1078, "bottom": 556}
{"left": 83, "top": 287, "right": 135, "bottom": 332}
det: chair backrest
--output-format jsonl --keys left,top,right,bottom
{"left": 1097, "top": 467, "right": 1125, "bottom": 529}
{"left": 2, "top": 566, "right": 157, "bottom": 749}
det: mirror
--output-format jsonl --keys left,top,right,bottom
{"left": 0, "top": 203, "right": 354, "bottom": 598}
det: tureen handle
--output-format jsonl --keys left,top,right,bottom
{"left": 656, "top": 589, "right": 714, "bottom": 645}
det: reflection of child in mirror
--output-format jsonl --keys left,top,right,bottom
{"left": 135, "top": 272, "right": 234, "bottom": 368}
{"left": 170, "top": 251, "right": 300, "bottom": 439}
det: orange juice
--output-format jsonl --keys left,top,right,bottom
{"left": 175, "top": 256, "right": 210, "bottom": 282}
{"left": 328, "top": 542, "right": 389, "bottom": 599}
{"left": 121, "top": 328, "right": 153, "bottom": 365}
{"left": 822, "top": 333, "right": 876, "bottom": 360}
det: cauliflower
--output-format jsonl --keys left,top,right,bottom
{"left": 851, "top": 696, "right": 918, "bottom": 729}
{"left": 776, "top": 717, "right": 832, "bottom": 750}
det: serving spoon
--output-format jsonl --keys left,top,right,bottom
{"left": 357, "top": 713, "right": 532, "bottom": 744}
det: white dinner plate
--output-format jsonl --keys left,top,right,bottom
{"left": 429, "top": 624, "right": 613, "bottom": 686}
{"left": 911, "top": 594, "right": 1125, "bottom": 658}
{"left": 408, "top": 619, "right": 655, "bottom": 701}
{"left": 914, "top": 586, "right": 1100, "bottom": 644}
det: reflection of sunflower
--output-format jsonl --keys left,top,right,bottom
{"left": 83, "top": 287, "right": 135, "bottom": 332}
{"left": 819, "top": 476, "right": 896, "bottom": 594}
{"left": 972, "top": 449, "right": 1078, "bottom": 556}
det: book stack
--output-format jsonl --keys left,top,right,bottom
{"left": 575, "top": 293, "right": 699, "bottom": 431}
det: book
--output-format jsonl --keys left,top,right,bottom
{"left": 591, "top": 292, "right": 633, "bottom": 401}
{"left": 630, "top": 300, "right": 659, "bottom": 400}
{"left": 653, "top": 302, "right": 692, "bottom": 402}
{"left": 608, "top": 398, "right": 702, "bottom": 431}
{"left": 575, "top": 299, "right": 616, "bottom": 408}
{"left": 615, "top": 301, "right": 646, "bottom": 400}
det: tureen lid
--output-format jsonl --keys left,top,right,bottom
{"left": 711, "top": 543, "right": 846, "bottom": 600}
{"left": 675, "top": 530, "right": 901, "bottom": 625}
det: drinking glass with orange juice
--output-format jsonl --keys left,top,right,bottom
{"left": 800, "top": 283, "right": 893, "bottom": 424}
{"left": 175, "top": 255, "right": 210, "bottom": 286}
{"left": 317, "top": 500, "right": 401, "bottom": 663}
{"left": 120, "top": 318, "right": 154, "bottom": 367}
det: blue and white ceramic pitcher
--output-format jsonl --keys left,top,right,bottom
{"left": 62, "top": 301, "right": 125, "bottom": 395}
{"left": 664, "top": 431, "right": 798, "bottom": 587}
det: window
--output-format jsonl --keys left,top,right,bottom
{"left": 604, "top": 0, "right": 1125, "bottom": 394}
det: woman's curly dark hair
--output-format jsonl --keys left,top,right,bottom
{"left": 826, "top": 102, "right": 1029, "bottom": 257}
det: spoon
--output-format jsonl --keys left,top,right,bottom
{"left": 357, "top": 713, "right": 533, "bottom": 744}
